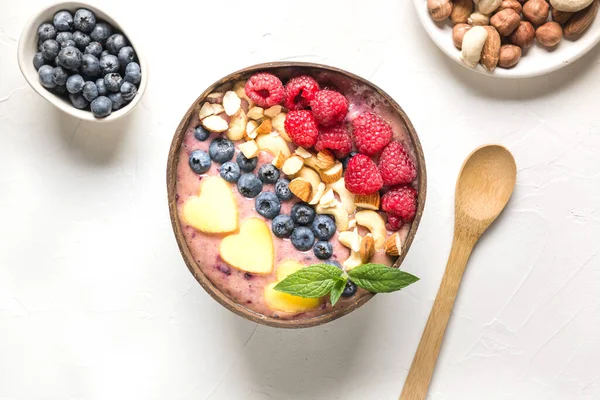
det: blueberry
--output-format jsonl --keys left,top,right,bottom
{"left": 53, "top": 85, "right": 68, "bottom": 96}
{"left": 291, "top": 203, "right": 316, "bottom": 226}
{"left": 101, "top": 50, "right": 110, "bottom": 58}
{"left": 84, "top": 42, "right": 103, "bottom": 58}
{"left": 120, "top": 81, "right": 137, "bottom": 101}
{"left": 95, "top": 78, "right": 108, "bottom": 95}
{"left": 53, "top": 10, "right": 73, "bottom": 32}
{"left": 255, "top": 192, "right": 281, "bottom": 219}
{"left": 104, "top": 73, "right": 122, "bottom": 92}
{"left": 311, "top": 215, "right": 336, "bottom": 240}
{"left": 341, "top": 151, "right": 358, "bottom": 170}
{"left": 41, "top": 39, "right": 60, "bottom": 61}
{"left": 90, "top": 22, "right": 113, "bottom": 43}
{"left": 236, "top": 152, "right": 258, "bottom": 172}
{"left": 237, "top": 174, "right": 263, "bottom": 198}
{"left": 124, "top": 62, "right": 141, "bottom": 84}
{"left": 51, "top": 66, "right": 69, "bottom": 86}
{"left": 325, "top": 260, "right": 342, "bottom": 269}
{"left": 108, "top": 92, "right": 125, "bottom": 110}
{"left": 80, "top": 54, "right": 100, "bottom": 77}
{"left": 117, "top": 46, "right": 135, "bottom": 67}
{"left": 57, "top": 47, "right": 82, "bottom": 70}
{"left": 90, "top": 96, "right": 112, "bottom": 118}
{"left": 275, "top": 178, "right": 293, "bottom": 201}
{"left": 82, "top": 81, "right": 98, "bottom": 102}
{"left": 37, "top": 23, "right": 57, "bottom": 41}
{"left": 66, "top": 74, "right": 84, "bottom": 93}
{"left": 72, "top": 31, "right": 90, "bottom": 50}
{"left": 99, "top": 54, "right": 119, "bottom": 75}
{"left": 69, "top": 92, "right": 89, "bottom": 109}
{"left": 313, "top": 241, "right": 333, "bottom": 260}
{"left": 341, "top": 280, "right": 357, "bottom": 297}
{"left": 194, "top": 126, "right": 210, "bottom": 141}
{"left": 258, "top": 164, "right": 280, "bottom": 184}
{"left": 219, "top": 161, "right": 241, "bottom": 182}
{"left": 189, "top": 150, "right": 211, "bottom": 174}
{"left": 33, "top": 52, "right": 46, "bottom": 70}
{"left": 38, "top": 65, "right": 56, "bottom": 89}
{"left": 272, "top": 214, "right": 295, "bottom": 238}
{"left": 61, "top": 39, "right": 77, "bottom": 49}
{"left": 55, "top": 32, "right": 73, "bottom": 47}
{"left": 291, "top": 226, "right": 315, "bottom": 251}
{"left": 209, "top": 137, "right": 235, "bottom": 163}
{"left": 106, "top": 34, "right": 127, "bottom": 55}
{"left": 73, "top": 9, "right": 96, "bottom": 33}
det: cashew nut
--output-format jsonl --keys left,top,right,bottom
{"left": 338, "top": 229, "right": 363, "bottom": 270}
{"left": 478, "top": 0, "right": 502, "bottom": 14}
{"left": 550, "top": 0, "right": 593, "bottom": 12}
{"left": 460, "top": 26, "right": 488, "bottom": 68}
{"left": 354, "top": 210, "right": 387, "bottom": 250}
{"left": 327, "top": 178, "right": 356, "bottom": 214}
{"left": 316, "top": 202, "right": 349, "bottom": 231}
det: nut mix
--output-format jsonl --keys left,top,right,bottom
{"left": 427, "top": 0, "right": 600, "bottom": 70}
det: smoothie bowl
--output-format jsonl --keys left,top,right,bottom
{"left": 167, "top": 62, "right": 426, "bottom": 328}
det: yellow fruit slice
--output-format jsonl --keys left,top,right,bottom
{"left": 264, "top": 283, "right": 321, "bottom": 313}
{"left": 276, "top": 259, "right": 305, "bottom": 281}
{"left": 219, "top": 218, "right": 274, "bottom": 274}
{"left": 182, "top": 176, "right": 238, "bottom": 234}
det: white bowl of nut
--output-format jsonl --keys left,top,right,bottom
{"left": 414, "top": 0, "right": 600, "bottom": 77}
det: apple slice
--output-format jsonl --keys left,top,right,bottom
{"left": 182, "top": 176, "right": 238, "bottom": 234}
{"left": 220, "top": 218, "right": 274, "bottom": 274}
{"left": 264, "top": 260, "right": 321, "bottom": 312}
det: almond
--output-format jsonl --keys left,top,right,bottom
{"left": 239, "top": 140, "right": 259, "bottom": 159}
{"left": 282, "top": 155, "right": 304, "bottom": 176}
{"left": 289, "top": 178, "right": 313, "bottom": 202}
{"left": 295, "top": 147, "right": 312, "bottom": 158}
{"left": 201, "top": 115, "right": 228, "bottom": 132}
{"left": 360, "top": 234, "right": 376, "bottom": 263}
{"left": 246, "top": 120, "right": 259, "bottom": 139}
{"left": 451, "top": 0, "right": 473, "bottom": 24}
{"left": 320, "top": 162, "right": 343, "bottom": 184}
{"left": 256, "top": 119, "right": 272, "bottom": 135}
{"left": 551, "top": 7, "right": 574, "bottom": 23}
{"left": 223, "top": 91, "right": 241, "bottom": 116}
{"left": 355, "top": 192, "right": 380, "bottom": 210}
{"left": 271, "top": 112, "right": 291, "bottom": 142}
{"left": 564, "top": 0, "right": 599, "bottom": 38}
{"left": 316, "top": 149, "right": 336, "bottom": 170}
{"left": 481, "top": 26, "right": 501, "bottom": 71}
{"left": 271, "top": 150, "right": 287, "bottom": 169}
{"left": 247, "top": 107, "right": 264, "bottom": 120}
{"left": 206, "top": 92, "right": 224, "bottom": 104}
{"left": 199, "top": 102, "right": 215, "bottom": 120}
{"left": 384, "top": 233, "right": 402, "bottom": 257}
{"left": 264, "top": 105, "right": 282, "bottom": 118}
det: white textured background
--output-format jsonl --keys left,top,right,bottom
{"left": 1, "top": 0, "right": 599, "bottom": 399}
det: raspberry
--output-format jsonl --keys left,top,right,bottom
{"left": 315, "top": 124, "right": 353, "bottom": 158}
{"left": 283, "top": 75, "right": 320, "bottom": 110}
{"left": 310, "top": 90, "right": 348, "bottom": 127}
{"left": 378, "top": 141, "right": 417, "bottom": 186}
{"left": 352, "top": 112, "right": 393, "bottom": 156}
{"left": 245, "top": 73, "right": 284, "bottom": 108}
{"left": 381, "top": 186, "right": 418, "bottom": 222}
{"left": 386, "top": 214, "right": 403, "bottom": 231}
{"left": 284, "top": 110, "right": 319, "bottom": 148}
{"left": 344, "top": 154, "right": 383, "bottom": 195}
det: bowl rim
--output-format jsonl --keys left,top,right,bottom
{"left": 166, "top": 61, "right": 427, "bottom": 328}
{"left": 16, "top": 1, "right": 148, "bottom": 122}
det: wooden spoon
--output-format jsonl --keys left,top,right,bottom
{"left": 400, "top": 145, "right": 517, "bottom": 400}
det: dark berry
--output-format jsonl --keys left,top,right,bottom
{"left": 325, "top": 260, "right": 342, "bottom": 269}
{"left": 311, "top": 215, "right": 336, "bottom": 240}
{"left": 57, "top": 46, "right": 82, "bottom": 70}
{"left": 209, "top": 137, "right": 235, "bottom": 163}
{"left": 341, "top": 280, "right": 357, "bottom": 297}
{"left": 38, "top": 65, "right": 56, "bottom": 89}
{"left": 236, "top": 152, "right": 258, "bottom": 172}
{"left": 80, "top": 54, "right": 100, "bottom": 77}
{"left": 124, "top": 62, "right": 141, "bottom": 84}
{"left": 72, "top": 31, "right": 91, "bottom": 50}
{"left": 272, "top": 214, "right": 294, "bottom": 238}
{"left": 52, "top": 84, "right": 68, "bottom": 96}
{"left": 95, "top": 78, "right": 107, "bottom": 95}
{"left": 106, "top": 34, "right": 127, "bottom": 55}
{"left": 41, "top": 39, "right": 60, "bottom": 61}
{"left": 194, "top": 126, "right": 209, "bottom": 141}
{"left": 61, "top": 39, "right": 77, "bottom": 49}
{"left": 55, "top": 32, "right": 73, "bottom": 47}
{"left": 291, "top": 226, "right": 315, "bottom": 251}
{"left": 117, "top": 46, "right": 135, "bottom": 66}
{"left": 73, "top": 9, "right": 96, "bottom": 32}
{"left": 99, "top": 54, "right": 119, "bottom": 75}
{"left": 108, "top": 92, "right": 125, "bottom": 110}
{"left": 255, "top": 192, "right": 281, "bottom": 219}
{"left": 189, "top": 150, "right": 211, "bottom": 174}
{"left": 313, "top": 241, "right": 333, "bottom": 260}
{"left": 33, "top": 52, "right": 46, "bottom": 70}
{"left": 341, "top": 151, "right": 358, "bottom": 170}
{"left": 37, "top": 23, "right": 57, "bottom": 41}
{"left": 90, "top": 96, "right": 112, "bottom": 118}
{"left": 84, "top": 42, "right": 103, "bottom": 58}
{"left": 90, "top": 22, "right": 113, "bottom": 43}
{"left": 69, "top": 92, "right": 89, "bottom": 109}
{"left": 258, "top": 164, "right": 280, "bottom": 184}
{"left": 66, "top": 74, "right": 84, "bottom": 94}
{"left": 237, "top": 174, "right": 263, "bottom": 198}
{"left": 120, "top": 81, "right": 137, "bottom": 101}
{"left": 275, "top": 178, "right": 293, "bottom": 201}
{"left": 53, "top": 10, "right": 73, "bottom": 32}
{"left": 291, "top": 203, "right": 316, "bottom": 226}
{"left": 82, "top": 81, "right": 98, "bottom": 102}
{"left": 104, "top": 73, "right": 122, "bottom": 92}
{"left": 219, "top": 161, "right": 241, "bottom": 182}
{"left": 52, "top": 66, "right": 69, "bottom": 86}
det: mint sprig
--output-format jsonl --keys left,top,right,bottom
{"left": 273, "top": 263, "right": 419, "bottom": 305}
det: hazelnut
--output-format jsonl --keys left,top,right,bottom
{"left": 428, "top": 0, "right": 453, "bottom": 21}
{"left": 509, "top": 21, "right": 536, "bottom": 48}
{"left": 498, "top": 44, "right": 522, "bottom": 67}
{"left": 523, "top": 0, "right": 550, "bottom": 25}
{"left": 451, "top": 0, "right": 474, "bottom": 24}
{"left": 498, "top": 0, "right": 523, "bottom": 14}
{"left": 551, "top": 7, "right": 574, "bottom": 23}
{"left": 536, "top": 21, "right": 563, "bottom": 46}
{"left": 491, "top": 9, "right": 522, "bottom": 35}
{"left": 452, "top": 23, "right": 473, "bottom": 48}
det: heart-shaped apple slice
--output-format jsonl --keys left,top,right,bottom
{"left": 264, "top": 260, "right": 321, "bottom": 312}
{"left": 182, "top": 176, "right": 238, "bottom": 234}
{"left": 219, "top": 218, "right": 274, "bottom": 274}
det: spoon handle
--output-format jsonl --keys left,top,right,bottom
{"left": 399, "top": 230, "right": 476, "bottom": 400}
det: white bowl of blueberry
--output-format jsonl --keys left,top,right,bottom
{"left": 17, "top": 2, "right": 147, "bottom": 121}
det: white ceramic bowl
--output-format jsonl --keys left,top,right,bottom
{"left": 17, "top": 1, "right": 148, "bottom": 122}
{"left": 414, "top": 0, "right": 600, "bottom": 78}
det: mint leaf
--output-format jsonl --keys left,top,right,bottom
{"left": 274, "top": 264, "right": 343, "bottom": 298}
{"left": 329, "top": 277, "right": 347, "bottom": 306}
{"left": 347, "top": 263, "right": 419, "bottom": 293}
